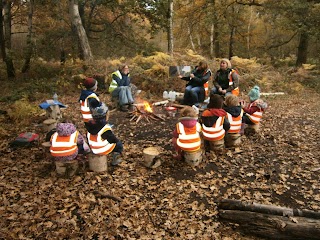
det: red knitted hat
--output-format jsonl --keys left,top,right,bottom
{"left": 83, "top": 77, "right": 97, "bottom": 90}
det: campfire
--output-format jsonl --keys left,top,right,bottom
{"left": 129, "top": 101, "right": 165, "bottom": 123}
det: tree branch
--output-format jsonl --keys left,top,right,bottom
{"left": 267, "top": 32, "right": 298, "bottom": 50}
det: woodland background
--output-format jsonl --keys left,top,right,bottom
{"left": 0, "top": 0, "right": 320, "bottom": 239}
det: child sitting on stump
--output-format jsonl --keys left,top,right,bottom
{"left": 201, "top": 94, "right": 230, "bottom": 152}
{"left": 49, "top": 118, "right": 90, "bottom": 176}
{"left": 172, "top": 106, "right": 202, "bottom": 161}
{"left": 242, "top": 85, "right": 268, "bottom": 134}
{"left": 223, "top": 94, "right": 243, "bottom": 148}
{"left": 86, "top": 103, "right": 123, "bottom": 166}
{"left": 79, "top": 77, "right": 102, "bottom": 126}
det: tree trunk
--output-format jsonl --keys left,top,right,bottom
{"left": 69, "top": 0, "right": 93, "bottom": 61}
{"left": 214, "top": 22, "right": 220, "bottom": 57}
{"left": 167, "top": 0, "right": 174, "bottom": 55}
{"left": 2, "top": 0, "right": 15, "bottom": 78}
{"left": 228, "top": 26, "right": 235, "bottom": 59}
{"left": 210, "top": 0, "right": 220, "bottom": 58}
{"left": 0, "top": 0, "right": 5, "bottom": 61}
{"left": 187, "top": 25, "right": 196, "bottom": 52}
{"left": 22, "top": 0, "right": 34, "bottom": 73}
{"left": 246, "top": 5, "right": 253, "bottom": 58}
{"left": 296, "top": 31, "right": 309, "bottom": 67}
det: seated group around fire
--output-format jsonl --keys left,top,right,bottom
{"left": 49, "top": 64, "right": 267, "bottom": 170}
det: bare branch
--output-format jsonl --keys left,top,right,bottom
{"left": 267, "top": 32, "right": 298, "bottom": 50}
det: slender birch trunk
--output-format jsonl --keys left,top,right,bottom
{"left": 69, "top": 0, "right": 93, "bottom": 61}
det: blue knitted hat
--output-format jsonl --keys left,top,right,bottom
{"left": 248, "top": 86, "right": 260, "bottom": 101}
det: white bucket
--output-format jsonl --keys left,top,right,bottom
{"left": 184, "top": 150, "right": 202, "bottom": 167}
{"left": 89, "top": 154, "right": 107, "bottom": 172}
{"left": 143, "top": 147, "right": 160, "bottom": 168}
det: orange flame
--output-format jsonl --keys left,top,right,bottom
{"left": 144, "top": 102, "right": 153, "bottom": 113}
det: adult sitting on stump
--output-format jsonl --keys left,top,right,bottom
{"left": 179, "top": 61, "right": 211, "bottom": 106}
{"left": 211, "top": 58, "right": 240, "bottom": 97}
{"left": 109, "top": 64, "right": 135, "bottom": 112}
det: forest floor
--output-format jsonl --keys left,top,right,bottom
{"left": 0, "top": 89, "right": 319, "bottom": 239}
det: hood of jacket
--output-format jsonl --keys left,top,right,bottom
{"left": 56, "top": 123, "right": 76, "bottom": 136}
{"left": 179, "top": 117, "right": 199, "bottom": 128}
{"left": 224, "top": 105, "right": 242, "bottom": 117}
{"left": 202, "top": 108, "right": 227, "bottom": 117}
{"left": 79, "top": 90, "right": 98, "bottom": 101}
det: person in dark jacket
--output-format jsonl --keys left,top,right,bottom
{"left": 211, "top": 58, "right": 240, "bottom": 97}
{"left": 86, "top": 103, "right": 123, "bottom": 166}
{"left": 179, "top": 61, "right": 211, "bottom": 106}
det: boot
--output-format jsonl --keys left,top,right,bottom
{"left": 111, "top": 152, "right": 122, "bottom": 166}
{"left": 120, "top": 105, "right": 128, "bottom": 112}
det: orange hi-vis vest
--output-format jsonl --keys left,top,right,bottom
{"left": 50, "top": 131, "right": 78, "bottom": 157}
{"left": 203, "top": 69, "right": 211, "bottom": 97}
{"left": 227, "top": 110, "right": 243, "bottom": 134}
{"left": 87, "top": 124, "right": 116, "bottom": 155}
{"left": 247, "top": 102, "right": 263, "bottom": 124}
{"left": 202, "top": 116, "right": 225, "bottom": 141}
{"left": 229, "top": 69, "right": 239, "bottom": 96}
{"left": 80, "top": 93, "right": 100, "bottom": 122}
{"left": 176, "top": 122, "right": 202, "bottom": 152}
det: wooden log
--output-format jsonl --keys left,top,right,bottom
{"left": 219, "top": 209, "right": 320, "bottom": 240}
{"left": 218, "top": 199, "right": 320, "bottom": 219}
{"left": 152, "top": 100, "right": 169, "bottom": 106}
{"left": 260, "top": 92, "right": 285, "bottom": 96}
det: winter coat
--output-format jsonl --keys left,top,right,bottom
{"left": 50, "top": 123, "right": 84, "bottom": 162}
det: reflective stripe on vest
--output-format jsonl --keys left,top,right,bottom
{"left": 227, "top": 110, "right": 243, "bottom": 134}
{"left": 204, "top": 82, "right": 209, "bottom": 97}
{"left": 247, "top": 102, "right": 263, "bottom": 124}
{"left": 176, "top": 122, "right": 201, "bottom": 152}
{"left": 203, "top": 69, "right": 211, "bottom": 97}
{"left": 87, "top": 124, "right": 116, "bottom": 155}
{"left": 80, "top": 93, "right": 100, "bottom": 122}
{"left": 50, "top": 131, "right": 78, "bottom": 157}
{"left": 247, "top": 111, "right": 263, "bottom": 124}
{"left": 109, "top": 70, "right": 121, "bottom": 93}
{"left": 229, "top": 69, "right": 239, "bottom": 96}
{"left": 202, "top": 116, "right": 225, "bottom": 141}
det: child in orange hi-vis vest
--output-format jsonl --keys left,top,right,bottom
{"left": 86, "top": 103, "right": 124, "bottom": 166}
{"left": 242, "top": 85, "right": 268, "bottom": 126}
{"left": 223, "top": 94, "right": 243, "bottom": 147}
{"left": 201, "top": 94, "right": 230, "bottom": 151}
{"left": 172, "top": 106, "right": 202, "bottom": 161}
{"left": 50, "top": 118, "right": 90, "bottom": 162}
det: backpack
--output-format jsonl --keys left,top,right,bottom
{"left": 10, "top": 132, "right": 39, "bottom": 148}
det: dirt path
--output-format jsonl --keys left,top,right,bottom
{"left": 0, "top": 91, "right": 319, "bottom": 239}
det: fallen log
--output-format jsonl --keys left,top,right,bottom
{"left": 218, "top": 199, "right": 320, "bottom": 219}
{"left": 219, "top": 210, "right": 320, "bottom": 240}
{"left": 218, "top": 199, "right": 320, "bottom": 240}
